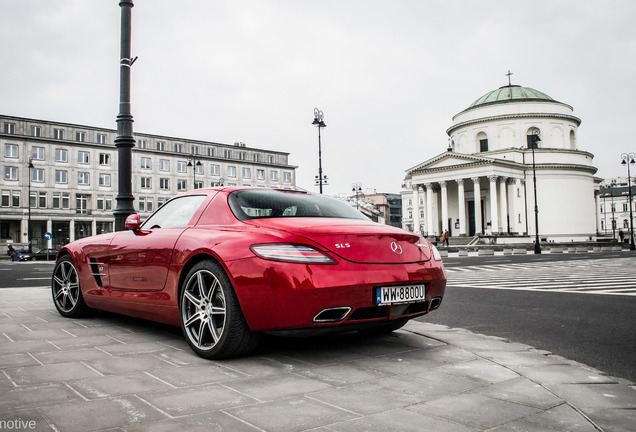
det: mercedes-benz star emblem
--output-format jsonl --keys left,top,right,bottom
{"left": 390, "top": 241, "right": 403, "bottom": 255}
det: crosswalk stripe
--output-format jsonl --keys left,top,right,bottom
{"left": 444, "top": 257, "right": 636, "bottom": 296}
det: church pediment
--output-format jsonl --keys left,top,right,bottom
{"left": 408, "top": 152, "right": 493, "bottom": 174}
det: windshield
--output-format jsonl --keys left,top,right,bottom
{"left": 228, "top": 189, "right": 368, "bottom": 221}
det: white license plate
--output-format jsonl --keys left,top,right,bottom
{"left": 376, "top": 284, "right": 426, "bottom": 305}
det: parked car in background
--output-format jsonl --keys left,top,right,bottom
{"left": 12, "top": 249, "right": 33, "bottom": 261}
{"left": 33, "top": 249, "right": 59, "bottom": 261}
{"left": 51, "top": 187, "right": 447, "bottom": 359}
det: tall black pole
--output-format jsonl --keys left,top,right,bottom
{"left": 312, "top": 108, "right": 327, "bottom": 194}
{"left": 530, "top": 131, "right": 541, "bottom": 254}
{"left": 113, "top": 0, "right": 136, "bottom": 231}
{"left": 27, "top": 157, "right": 33, "bottom": 252}
{"left": 622, "top": 152, "right": 635, "bottom": 251}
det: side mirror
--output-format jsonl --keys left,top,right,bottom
{"left": 124, "top": 214, "right": 141, "bottom": 231}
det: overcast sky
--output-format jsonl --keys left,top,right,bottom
{"left": 2, "top": 1, "right": 635, "bottom": 195}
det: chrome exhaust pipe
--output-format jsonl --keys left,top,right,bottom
{"left": 429, "top": 297, "right": 442, "bottom": 310}
{"left": 313, "top": 307, "right": 351, "bottom": 323}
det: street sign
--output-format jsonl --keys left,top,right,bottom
{"left": 44, "top": 232, "right": 52, "bottom": 240}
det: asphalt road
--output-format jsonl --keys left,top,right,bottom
{"left": 423, "top": 252, "right": 636, "bottom": 383}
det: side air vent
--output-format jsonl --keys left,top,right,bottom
{"left": 87, "top": 257, "right": 105, "bottom": 288}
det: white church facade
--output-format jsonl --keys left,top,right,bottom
{"left": 402, "top": 83, "right": 600, "bottom": 243}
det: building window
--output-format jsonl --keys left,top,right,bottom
{"left": 623, "top": 203, "right": 629, "bottom": 212}
{"left": 32, "top": 146, "right": 45, "bottom": 160}
{"left": 99, "top": 153, "right": 111, "bottom": 166}
{"left": 141, "top": 157, "right": 151, "bottom": 169}
{"left": 207, "top": 147, "right": 215, "bottom": 157}
{"left": 479, "top": 139, "right": 488, "bottom": 152}
{"left": 99, "top": 173, "right": 111, "bottom": 187}
{"left": 141, "top": 177, "right": 151, "bottom": 189}
{"left": 211, "top": 164, "right": 220, "bottom": 176}
{"left": 3, "top": 122, "right": 16, "bottom": 134}
{"left": 55, "top": 148, "right": 68, "bottom": 163}
{"left": 253, "top": 154, "right": 260, "bottom": 162}
{"left": 159, "top": 159, "right": 170, "bottom": 171}
{"left": 76, "top": 194, "right": 89, "bottom": 214}
{"left": 78, "top": 151, "right": 90, "bottom": 164}
{"left": 38, "top": 192, "right": 47, "bottom": 208}
{"left": 138, "top": 139, "right": 148, "bottom": 149}
{"left": 194, "top": 180, "right": 204, "bottom": 189}
{"left": 4, "top": 167, "right": 18, "bottom": 181}
{"left": 283, "top": 172, "right": 291, "bottom": 183}
{"left": 270, "top": 170, "right": 278, "bottom": 181}
{"left": 624, "top": 219, "right": 630, "bottom": 229}
{"left": 224, "top": 149, "right": 232, "bottom": 158}
{"left": 55, "top": 170, "right": 68, "bottom": 184}
{"left": 228, "top": 166, "right": 237, "bottom": 178}
{"left": 239, "top": 152, "right": 246, "bottom": 161}
{"left": 4, "top": 144, "right": 18, "bottom": 158}
{"left": 54, "top": 128, "right": 64, "bottom": 140}
{"left": 96, "top": 195, "right": 112, "bottom": 210}
{"left": 78, "top": 172, "right": 90, "bottom": 185}
{"left": 97, "top": 133, "right": 107, "bottom": 144}
{"left": 174, "top": 143, "right": 183, "bottom": 153}
{"left": 611, "top": 203, "right": 616, "bottom": 212}
{"left": 29, "top": 191, "right": 36, "bottom": 208}
{"left": 242, "top": 167, "right": 251, "bottom": 179}
{"left": 76, "top": 131, "right": 86, "bottom": 142}
{"left": 177, "top": 161, "right": 187, "bottom": 173}
{"left": 12, "top": 190, "right": 20, "bottom": 206}
{"left": 177, "top": 179, "right": 187, "bottom": 191}
{"left": 159, "top": 178, "right": 170, "bottom": 190}
{"left": 31, "top": 168, "right": 44, "bottom": 183}
{"left": 156, "top": 140, "right": 165, "bottom": 151}
{"left": 139, "top": 197, "right": 154, "bottom": 213}
{"left": 157, "top": 197, "right": 167, "bottom": 208}
{"left": 52, "top": 192, "right": 70, "bottom": 209}
{"left": 267, "top": 155, "right": 274, "bottom": 164}
{"left": 191, "top": 145, "right": 200, "bottom": 155}
{"left": 31, "top": 125, "right": 41, "bottom": 137}
{"left": 195, "top": 163, "right": 203, "bottom": 175}
{"left": 256, "top": 169, "right": 265, "bottom": 180}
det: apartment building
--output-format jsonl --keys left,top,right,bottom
{"left": 1, "top": 115, "right": 297, "bottom": 251}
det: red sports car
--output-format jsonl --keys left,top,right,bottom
{"left": 52, "top": 187, "right": 446, "bottom": 359}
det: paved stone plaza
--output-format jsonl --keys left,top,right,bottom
{"left": 0, "top": 287, "right": 634, "bottom": 431}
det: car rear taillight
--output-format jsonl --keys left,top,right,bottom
{"left": 250, "top": 243, "right": 336, "bottom": 264}
{"left": 431, "top": 244, "right": 443, "bottom": 261}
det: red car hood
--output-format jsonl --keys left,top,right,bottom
{"left": 244, "top": 218, "right": 432, "bottom": 263}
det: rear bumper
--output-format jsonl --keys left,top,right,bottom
{"left": 226, "top": 256, "right": 446, "bottom": 331}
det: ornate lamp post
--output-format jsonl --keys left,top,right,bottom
{"left": 312, "top": 108, "right": 328, "bottom": 193}
{"left": 187, "top": 157, "right": 202, "bottom": 189}
{"left": 621, "top": 152, "right": 635, "bottom": 250}
{"left": 352, "top": 182, "right": 362, "bottom": 210}
{"left": 113, "top": 0, "right": 137, "bottom": 231}
{"left": 529, "top": 128, "right": 541, "bottom": 254}
{"left": 27, "top": 157, "right": 33, "bottom": 252}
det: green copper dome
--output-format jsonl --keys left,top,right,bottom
{"left": 468, "top": 85, "right": 557, "bottom": 109}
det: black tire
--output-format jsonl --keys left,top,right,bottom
{"left": 52, "top": 255, "right": 92, "bottom": 318}
{"left": 180, "top": 260, "right": 260, "bottom": 359}
{"left": 358, "top": 317, "right": 409, "bottom": 336}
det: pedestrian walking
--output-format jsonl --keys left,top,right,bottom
{"left": 444, "top": 229, "right": 450, "bottom": 246}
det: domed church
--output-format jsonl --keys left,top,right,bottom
{"left": 402, "top": 80, "right": 600, "bottom": 243}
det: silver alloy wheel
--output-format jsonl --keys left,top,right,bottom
{"left": 181, "top": 269, "right": 227, "bottom": 351}
{"left": 52, "top": 260, "right": 80, "bottom": 313}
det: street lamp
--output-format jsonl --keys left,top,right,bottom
{"left": 352, "top": 182, "right": 362, "bottom": 210}
{"left": 620, "top": 152, "right": 635, "bottom": 250}
{"left": 529, "top": 128, "right": 541, "bottom": 254}
{"left": 312, "top": 108, "right": 328, "bottom": 193}
{"left": 27, "top": 156, "right": 33, "bottom": 252}
{"left": 187, "top": 157, "right": 202, "bottom": 189}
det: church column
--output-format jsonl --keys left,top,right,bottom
{"left": 440, "top": 181, "right": 448, "bottom": 232}
{"left": 457, "top": 179, "right": 466, "bottom": 235}
{"left": 472, "top": 177, "right": 482, "bottom": 234}
{"left": 412, "top": 185, "right": 421, "bottom": 235}
{"left": 426, "top": 183, "right": 434, "bottom": 236}
{"left": 489, "top": 176, "right": 499, "bottom": 234}
{"left": 499, "top": 177, "right": 509, "bottom": 233}
{"left": 515, "top": 178, "right": 525, "bottom": 235}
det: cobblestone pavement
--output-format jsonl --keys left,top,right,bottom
{"left": 1, "top": 287, "right": 634, "bottom": 432}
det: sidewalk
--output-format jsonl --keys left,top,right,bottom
{"left": 0, "top": 287, "right": 634, "bottom": 432}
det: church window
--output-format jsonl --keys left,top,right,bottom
{"left": 479, "top": 139, "right": 488, "bottom": 152}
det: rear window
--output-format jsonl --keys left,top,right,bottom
{"left": 229, "top": 189, "right": 367, "bottom": 221}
